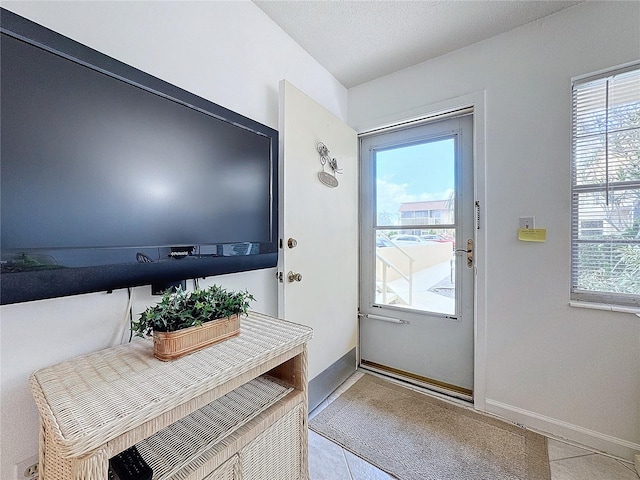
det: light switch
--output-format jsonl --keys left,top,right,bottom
{"left": 519, "top": 216, "right": 535, "bottom": 229}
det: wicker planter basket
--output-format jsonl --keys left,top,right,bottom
{"left": 153, "top": 314, "right": 240, "bottom": 361}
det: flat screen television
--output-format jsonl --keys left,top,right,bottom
{"left": 0, "top": 8, "right": 279, "bottom": 305}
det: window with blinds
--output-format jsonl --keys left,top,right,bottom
{"left": 571, "top": 65, "right": 640, "bottom": 307}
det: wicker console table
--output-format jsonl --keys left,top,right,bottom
{"left": 30, "top": 312, "right": 313, "bottom": 480}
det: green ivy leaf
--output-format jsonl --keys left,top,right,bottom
{"left": 131, "top": 285, "right": 255, "bottom": 336}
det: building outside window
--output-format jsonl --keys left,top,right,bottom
{"left": 399, "top": 200, "right": 451, "bottom": 236}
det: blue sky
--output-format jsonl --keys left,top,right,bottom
{"left": 375, "top": 137, "right": 455, "bottom": 222}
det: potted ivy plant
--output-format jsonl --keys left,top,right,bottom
{"left": 132, "top": 285, "right": 255, "bottom": 361}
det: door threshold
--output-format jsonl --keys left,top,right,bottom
{"left": 360, "top": 360, "right": 473, "bottom": 403}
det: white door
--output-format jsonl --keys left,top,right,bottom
{"left": 359, "top": 114, "right": 475, "bottom": 400}
{"left": 277, "top": 80, "right": 358, "bottom": 383}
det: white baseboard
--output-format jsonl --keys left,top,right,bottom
{"left": 485, "top": 398, "right": 640, "bottom": 462}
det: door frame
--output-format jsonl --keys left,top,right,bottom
{"left": 355, "top": 91, "right": 487, "bottom": 411}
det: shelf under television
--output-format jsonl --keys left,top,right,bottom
{"left": 120, "top": 375, "right": 294, "bottom": 479}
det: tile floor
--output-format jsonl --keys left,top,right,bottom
{"left": 308, "top": 371, "right": 639, "bottom": 480}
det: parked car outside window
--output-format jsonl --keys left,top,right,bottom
{"left": 421, "top": 234, "right": 455, "bottom": 248}
{"left": 376, "top": 237, "right": 394, "bottom": 248}
{"left": 390, "top": 235, "right": 429, "bottom": 245}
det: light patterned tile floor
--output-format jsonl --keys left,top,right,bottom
{"left": 548, "top": 438, "right": 639, "bottom": 480}
{"left": 308, "top": 372, "right": 639, "bottom": 480}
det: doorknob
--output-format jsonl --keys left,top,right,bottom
{"left": 287, "top": 238, "right": 298, "bottom": 248}
{"left": 287, "top": 271, "right": 302, "bottom": 282}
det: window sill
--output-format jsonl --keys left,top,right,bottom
{"left": 569, "top": 301, "right": 640, "bottom": 316}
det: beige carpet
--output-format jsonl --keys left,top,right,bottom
{"left": 309, "top": 374, "right": 551, "bottom": 480}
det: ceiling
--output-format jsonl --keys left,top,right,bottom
{"left": 253, "top": 0, "right": 584, "bottom": 88}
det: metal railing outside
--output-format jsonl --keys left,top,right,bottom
{"left": 376, "top": 236, "right": 415, "bottom": 306}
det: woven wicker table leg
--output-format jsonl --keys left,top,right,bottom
{"left": 71, "top": 447, "right": 111, "bottom": 480}
{"left": 38, "top": 420, "right": 46, "bottom": 479}
{"left": 300, "top": 346, "right": 310, "bottom": 480}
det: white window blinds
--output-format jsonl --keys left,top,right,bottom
{"left": 571, "top": 65, "right": 640, "bottom": 307}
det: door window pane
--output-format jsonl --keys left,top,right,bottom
{"left": 376, "top": 138, "right": 455, "bottom": 227}
{"left": 374, "top": 137, "right": 457, "bottom": 315}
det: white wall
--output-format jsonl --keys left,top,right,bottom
{"left": 349, "top": 1, "right": 640, "bottom": 460}
{"left": 0, "top": 2, "right": 347, "bottom": 478}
